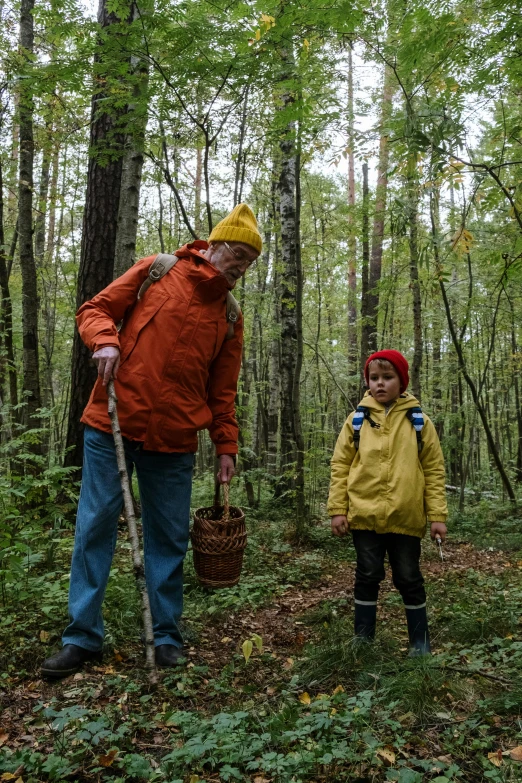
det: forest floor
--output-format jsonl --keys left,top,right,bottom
{"left": 1, "top": 496, "right": 522, "bottom": 782}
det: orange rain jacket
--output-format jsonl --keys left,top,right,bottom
{"left": 78, "top": 241, "right": 243, "bottom": 455}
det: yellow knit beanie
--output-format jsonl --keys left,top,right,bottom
{"left": 208, "top": 203, "right": 262, "bottom": 254}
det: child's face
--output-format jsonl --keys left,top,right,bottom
{"left": 368, "top": 361, "right": 401, "bottom": 404}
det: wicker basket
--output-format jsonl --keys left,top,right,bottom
{"left": 191, "top": 483, "right": 246, "bottom": 588}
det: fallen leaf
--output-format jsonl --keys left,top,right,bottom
{"left": 488, "top": 751, "right": 503, "bottom": 767}
{"left": 98, "top": 749, "right": 118, "bottom": 767}
{"left": 0, "top": 734, "right": 8, "bottom": 747}
{"left": 298, "top": 692, "right": 311, "bottom": 705}
{"left": 39, "top": 630, "right": 50, "bottom": 642}
{"left": 510, "top": 746, "right": 522, "bottom": 761}
{"left": 1, "top": 774, "right": 16, "bottom": 781}
{"left": 221, "top": 637, "right": 232, "bottom": 643}
{"left": 376, "top": 748, "right": 396, "bottom": 765}
{"left": 332, "top": 685, "right": 345, "bottom": 695}
{"left": 253, "top": 778, "right": 270, "bottom": 783}
{"left": 189, "top": 776, "right": 199, "bottom": 783}
{"left": 282, "top": 657, "right": 294, "bottom": 670}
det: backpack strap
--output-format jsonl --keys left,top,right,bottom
{"left": 137, "top": 252, "right": 242, "bottom": 340}
{"left": 225, "top": 291, "right": 241, "bottom": 340}
{"left": 406, "top": 406, "right": 424, "bottom": 452}
{"left": 137, "top": 253, "right": 179, "bottom": 301}
{"left": 352, "top": 406, "right": 380, "bottom": 451}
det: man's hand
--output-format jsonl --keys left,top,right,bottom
{"left": 92, "top": 346, "right": 120, "bottom": 387}
{"left": 430, "top": 522, "right": 447, "bottom": 542}
{"left": 331, "top": 514, "right": 349, "bottom": 537}
{"left": 217, "top": 455, "right": 236, "bottom": 484}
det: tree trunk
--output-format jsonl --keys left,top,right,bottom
{"left": 407, "top": 163, "right": 422, "bottom": 400}
{"left": 347, "top": 46, "right": 358, "bottom": 403}
{"left": 65, "top": 0, "right": 128, "bottom": 469}
{"left": 233, "top": 86, "right": 250, "bottom": 207}
{"left": 34, "top": 126, "right": 52, "bottom": 270}
{"left": 277, "top": 67, "right": 307, "bottom": 528}
{"left": 113, "top": 2, "right": 149, "bottom": 278}
{"left": 0, "top": 158, "right": 18, "bottom": 413}
{"left": 267, "top": 189, "right": 281, "bottom": 480}
{"left": 359, "top": 162, "right": 370, "bottom": 395}
{"left": 18, "top": 0, "right": 42, "bottom": 434}
{"left": 194, "top": 146, "right": 203, "bottom": 236}
{"left": 367, "top": 65, "right": 395, "bottom": 354}
{"left": 509, "top": 296, "right": 522, "bottom": 482}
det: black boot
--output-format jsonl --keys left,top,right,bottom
{"left": 155, "top": 645, "right": 187, "bottom": 668}
{"left": 405, "top": 606, "right": 431, "bottom": 656}
{"left": 41, "top": 644, "right": 103, "bottom": 679}
{"left": 354, "top": 601, "right": 377, "bottom": 641}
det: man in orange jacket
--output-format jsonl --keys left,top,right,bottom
{"left": 41, "top": 204, "right": 262, "bottom": 678}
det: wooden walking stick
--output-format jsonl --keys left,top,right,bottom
{"left": 107, "top": 379, "right": 157, "bottom": 681}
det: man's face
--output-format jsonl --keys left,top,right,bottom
{"left": 368, "top": 360, "right": 401, "bottom": 405}
{"left": 205, "top": 241, "right": 259, "bottom": 287}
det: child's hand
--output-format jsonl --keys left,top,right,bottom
{"left": 430, "top": 522, "right": 447, "bottom": 542}
{"left": 331, "top": 515, "right": 349, "bottom": 537}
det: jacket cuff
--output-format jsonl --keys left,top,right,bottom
{"left": 429, "top": 519, "right": 447, "bottom": 523}
{"left": 328, "top": 508, "right": 348, "bottom": 517}
{"left": 215, "top": 443, "right": 238, "bottom": 457}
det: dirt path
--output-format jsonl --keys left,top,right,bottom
{"left": 196, "top": 540, "right": 515, "bottom": 671}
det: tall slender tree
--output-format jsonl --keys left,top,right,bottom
{"left": 18, "top": 0, "right": 42, "bottom": 435}
{"left": 65, "top": 0, "right": 130, "bottom": 469}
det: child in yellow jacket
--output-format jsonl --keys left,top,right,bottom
{"left": 327, "top": 350, "right": 448, "bottom": 654}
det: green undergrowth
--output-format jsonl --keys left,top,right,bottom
{"left": 2, "top": 494, "right": 522, "bottom": 781}
{"left": 449, "top": 500, "right": 522, "bottom": 551}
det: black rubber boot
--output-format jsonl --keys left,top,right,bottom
{"left": 405, "top": 606, "right": 431, "bottom": 656}
{"left": 354, "top": 602, "right": 377, "bottom": 641}
{"left": 155, "top": 645, "right": 187, "bottom": 668}
{"left": 41, "top": 644, "right": 103, "bottom": 679}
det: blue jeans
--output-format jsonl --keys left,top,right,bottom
{"left": 62, "top": 426, "right": 194, "bottom": 651}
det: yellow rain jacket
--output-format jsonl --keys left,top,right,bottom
{"left": 327, "top": 392, "right": 447, "bottom": 537}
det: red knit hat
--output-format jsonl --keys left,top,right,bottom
{"left": 364, "top": 350, "right": 409, "bottom": 392}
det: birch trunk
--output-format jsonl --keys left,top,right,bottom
{"left": 113, "top": 2, "right": 149, "bottom": 279}
{"left": 277, "top": 60, "right": 307, "bottom": 527}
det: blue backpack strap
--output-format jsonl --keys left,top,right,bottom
{"left": 352, "top": 407, "right": 367, "bottom": 451}
{"left": 352, "top": 406, "right": 380, "bottom": 450}
{"left": 406, "top": 406, "right": 424, "bottom": 452}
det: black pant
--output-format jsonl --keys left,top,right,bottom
{"left": 352, "top": 530, "right": 426, "bottom": 608}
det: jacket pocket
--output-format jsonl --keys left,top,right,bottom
{"left": 119, "top": 292, "right": 169, "bottom": 366}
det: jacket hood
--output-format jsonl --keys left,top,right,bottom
{"left": 357, "top": 390, "right": 421, "bottom": 413}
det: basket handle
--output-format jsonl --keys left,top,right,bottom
{"left": 213, "top": 480, "right": 230, "bottom": 520}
